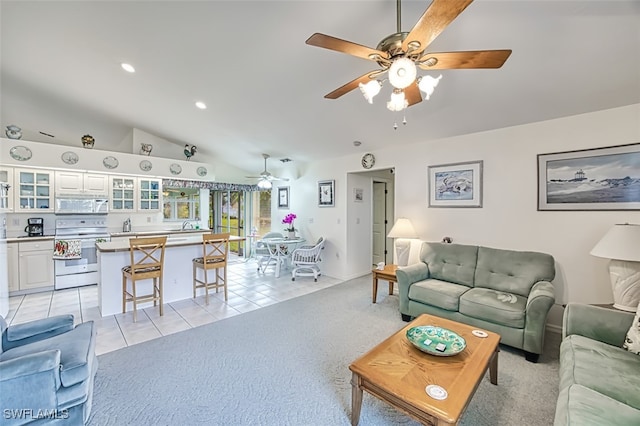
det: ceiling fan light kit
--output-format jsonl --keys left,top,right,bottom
{"left": 247, "top": 153, "right": 289, "bottom": 188}
{"left": 306, "top": 0, "right": 511, "bottom": 125}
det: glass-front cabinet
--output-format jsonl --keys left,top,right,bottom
{"left": 0, "top": 167, "right": 14, "bottom": 212}
{"left": 138, "top": 178, "right": 161, "bottom": 211}
{"left": 15, "top": 169, "right": 53, "bottom": 211}
{"left": 110, "top": 176, "right": 136, "bottom": 211}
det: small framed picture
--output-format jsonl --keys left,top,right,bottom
{"left": 428, "top": 160, "right": 483, "bottom": 208}
{"left": 318, "top": 180, "right": 335, "bottom": 207}
{"left": 278, "top": 186, "right": 289, "bottom": 209}
{"left": 354, "top": 188, "right": 364, "bottom": 202}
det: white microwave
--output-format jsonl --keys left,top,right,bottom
{"left": 55, "top": 196, "right": 109, "bottom": 214}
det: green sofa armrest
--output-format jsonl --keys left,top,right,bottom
{"left": 396, "top": 263, "right": 430, "bottom": 314}
{"left": 563, "top": 303, "right": 634, "bottom": 346}
{"left": 523, "top": 280, "right": 555, "bottom": 354}
{"left": 3, "top": 315, "right": 74, "bottom": 351}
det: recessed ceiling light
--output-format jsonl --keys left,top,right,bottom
{"left": 195, "top": 101, "right": 207, "bottom": 110}
{"left": 121, "top": 63, "right": 135, "bottom": 73}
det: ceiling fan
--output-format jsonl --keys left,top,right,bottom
{"left": 246, "top": 154, "right": 289, "bottom": 189}
{"left": 305, "top": 0, "right": 511, "bottom": 110}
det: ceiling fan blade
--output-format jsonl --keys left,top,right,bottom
{"left": 401, "top": 0, "right": 473, "bottom": 53}
{"left": 417, "top": 50, "right": 512, "bottom": 70}
{"left": 306, "top": 33, "right": 389, "bottom": 62}
{"left": 325, "top": 71, "right": 380, "bottom": 99}
{"left": 269, "top": 177, "right": 290, "bottom": 182}
{"left": 405, "top": 82, "right": 422, "bottom": 107}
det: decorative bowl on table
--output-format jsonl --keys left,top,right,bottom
{"left": 406, "top": 325, "right": 466, "bottom": 356}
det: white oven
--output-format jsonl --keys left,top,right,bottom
{"left": 54, "top": 217, "right": 109, "bottom": 289}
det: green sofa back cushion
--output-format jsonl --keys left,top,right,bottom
{"left": 475, "top": 246, "right": 555, "bottom": 297}
{"left": 420, "top": 242, "right": 478, "bottom": 288}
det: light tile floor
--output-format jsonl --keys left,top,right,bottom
{"left": 5, "top": 256, "right": 342, "bottom": 355}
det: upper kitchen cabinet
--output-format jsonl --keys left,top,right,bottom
{"left": 138, "top": 178, "right": 161, "bottom": 211}
{"left": 55, "top": 171, "right": 108, "bottom": 195}
{"left": 0, "top": 166, "right": 14, "bottom": 212}
{"left": 110, "top": 176, "right": 136, "bottom": 211}
{"left": 15, "top": 168, "right": 54, "bottom": 212}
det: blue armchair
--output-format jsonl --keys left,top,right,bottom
{"left": 0, "top": 314, "right": 98, "bottom": 425}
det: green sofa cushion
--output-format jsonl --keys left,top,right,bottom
{"left": 554, "top": 384, "right": 640, "bottom": 426}
{"left": 459, "top": 288, "right": 527, "bottom": 328}
{"left": 408, "top": 279, "right": 470, "bottom": 311}
{"left": 420, "top": 243, "right": 478, "bottom": 287}
{"left": 475, "top": 246, "right": 555, "bottom": 297}
{"left": 559, "top": 334, "right": 640, "bottom": 410}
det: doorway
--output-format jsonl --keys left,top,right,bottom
{"left": 372, "top": 181, "right": 387, "bottom": 266}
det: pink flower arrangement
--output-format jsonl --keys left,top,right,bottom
{"left": 282, "top": 213, "right": 297, "bottom": 232}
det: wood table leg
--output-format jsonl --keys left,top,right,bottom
{"left": 489, "top": 346, "right": 499, "bottom": 385}
{"left": 351, "top": 371, "right": 363, "bottom": 425}
{"left": 388, "top": 281, "right": 394, "bottom": 295}
{"left": 372, "top": 274, "right": 378, "bottom": 303}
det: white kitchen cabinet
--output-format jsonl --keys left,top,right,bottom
{"left": 138, "top": 178, "right": 161, "bottom": 211}
{"left": 0, "top": 166, "right": 14, "bottom": 212}
{"left": 6, "top": 243, "right": 19, "bottom": 293}
{"left": 55, "top": 171, "right": 108, "bottom": 195}
{"left": 7, "top": 240, "right": 54, "bottom": 293}
{"left": 109, "top": 176, "right": 136, "bottom": 211}
{"left": 15, "top": 168, "right": 54, "bottom": 212}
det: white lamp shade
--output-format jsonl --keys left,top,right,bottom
{"left": 358, "top": 80, "right": 382, "bottom": 104}
{"left": 257, "top": 178, "right": 272, "bottom": 189}
{"left": 388, "top": 57, "right": 417, "bottom": 89}
{"left": 590, "top": 224, "right": 640, "bottom": 261}
{"left": 417, "top": 74, "right": 442, "bottom": 100}
{"left": 387, "top": 218, "right": 417, "bottom": 239}
{"left": 386, "top": 89, "right": 408, "bottom": 112}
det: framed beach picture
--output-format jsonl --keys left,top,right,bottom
{"left": 277, "top": 186, "right": 289, "bottom": 209}
{"left": 318, "top": 180, "right": 335, "bottom": 207}
{"left": 538, "top": 143, "right": 640, "bottom": 211}
{"left": 428, "top": 160, "right": 483, "bottom": 208}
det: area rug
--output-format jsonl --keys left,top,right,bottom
{"left": 90, "top": 275, "right": 560, "bottom": 425}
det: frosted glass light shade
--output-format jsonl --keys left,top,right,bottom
{"left": 418, "top": 74, "right": 442, "bottom": 100}
{"left": 358, "top": 80, "right": 382, "bottom": 104}
{"left": 257, "top": 179, "right": 272, "bottom": 189}
{"left": 388, "top": 58, "right": 417, "bottom": 89}
{"left": 386, "top": 89, "right": 407, "bottom": 112}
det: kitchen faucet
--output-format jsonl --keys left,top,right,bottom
{"left": 182, "top": 221, "right": 194, "bottom": 230}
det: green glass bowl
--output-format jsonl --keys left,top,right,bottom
{"left": 406, "top": 325, "right": 466, "bottom": 356}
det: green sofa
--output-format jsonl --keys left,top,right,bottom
{"left": 554, "top": 303, "right": 640, "bottom": 425}
{"left": 396, "top": 242, "right": 555, "bottom": 362}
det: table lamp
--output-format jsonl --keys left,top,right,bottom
{"left": 590, "top": 223, "right": 640, "bottom": 312}
{"left": 387, "top": 218, "right": 417, "bottom": 267}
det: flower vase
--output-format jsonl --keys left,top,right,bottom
{"left": 288, "top": 231, "right": 296, "bottom": 239}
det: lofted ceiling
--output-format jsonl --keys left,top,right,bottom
{"left": 1, "top": 1, "right": 639, "bottom": 180}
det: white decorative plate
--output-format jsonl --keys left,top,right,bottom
{"left": 425, "top": 385, "right": 448, "bottom": 400}
{"left": 170, "top": 163, "right": 182, "bottom": 175}
{"left": 103, "top": 156, "right": 119, "bottom": 169}
{"left": 197, "top": 166, "right": 207, "bottom": 177}
{"left": 10, "top": 146, "right": 32, "bottom": 161}
{"left": 139, "top": 160, "right": 152, "bottom": 172}
{"left": 61, "top": 151, "right": 79, "bottom": 165}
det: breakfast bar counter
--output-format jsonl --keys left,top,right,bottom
{"left": 96, "top": 234, "right": 244, "bottom": 316}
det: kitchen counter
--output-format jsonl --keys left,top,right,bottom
{"left": 4, "top": 235, "right": 55, "bottom": 243}
{"left": 98, "top": 234, "right": 244, "bottom": 253}
{"left": 109, "top": 228, "right": 211, "bottom": 238}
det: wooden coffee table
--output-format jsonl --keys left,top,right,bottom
{"left": 372, "top": 264, "right": 398, "bottom": 303}
{"left": 349, "top": 314, "right": 500, "bottom": 425}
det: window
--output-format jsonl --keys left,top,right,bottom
{"left": 163, "top": 188, "right": 200, "bottom": 221}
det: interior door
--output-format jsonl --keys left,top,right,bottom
{"left": 372, "top": 181, "right": 387, "bottom": 266}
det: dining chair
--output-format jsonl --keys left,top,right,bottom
{"left": 255, "top": 231, "right": 283, "bottom": 272}
{"left": 192, "top": 232, "right": 230, "bottom": 304}
{"left": 291, "top": 237, "right": 325, "bottom": 282}
{"left": 122, "top": 236, "right": 167, "bottom": 322}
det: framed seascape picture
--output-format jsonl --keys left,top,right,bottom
{"left": 538, "top": 143, "right": 640, "bottom": 211}
{"left": 277, "top": 186, "right": 289, "bottom": 209}
{"left": 354, "top": 188, "right": 364, "bottom": 202}
{"left": 428, "top": 160, "right": 483, "bottom": 208}
{"left": 318, "top": 180, "right": 335, "bottom": 207}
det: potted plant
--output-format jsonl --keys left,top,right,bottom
{"left": 282, "top": 213, "right": 297, "bottom": 238}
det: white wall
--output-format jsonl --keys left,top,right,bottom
{"left": 277, "top": 104, "right": 640, "bottom": 329}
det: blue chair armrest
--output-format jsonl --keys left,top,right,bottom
{"left": 3, "top": 315, "right": 74, "bottom": 351}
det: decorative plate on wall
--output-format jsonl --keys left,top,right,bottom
{"left": 139, "top": 160, "right": 152, "bottom": 172}
{"left": 197, "top": 166, "right": 207, "bottom": 177}
{"left": 9, "top": 146, "right": 32, "bottom": 161}
{"left": 169, "top": 163, "right": 182, "bottom": 175}
{"left": 61, "top": 151, "right": 79, "bottom": 165}
{"left": 102, "top": 156, "right": 119, "bottom": 170}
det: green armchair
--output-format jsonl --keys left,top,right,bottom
{"left": 0, "top": 314, "right": 98, "bottom": 425}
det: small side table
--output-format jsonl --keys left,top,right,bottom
{"left": 372, "top": 264, "right": 398, "bottom": 304}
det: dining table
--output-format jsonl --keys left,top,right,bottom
{"left": 258, "top": 237, "right": 306, "bottom": 278}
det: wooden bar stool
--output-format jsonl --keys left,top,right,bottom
{"left": 122, "top": 236, "right": 167, "bottom": 322}
{"left": 193, "top": 232, "right": 230, "bottom": 304}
